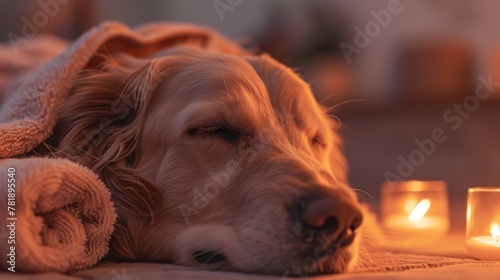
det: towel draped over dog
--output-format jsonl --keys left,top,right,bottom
{"left": 0, "top": 21, "right": 245, "bottom": 273}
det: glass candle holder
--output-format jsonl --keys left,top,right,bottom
{"left": 466, "top": 187, "right": 500, "bottom": 261}
{"left": 380, "top": 180, "right": 449, "bottom": 244}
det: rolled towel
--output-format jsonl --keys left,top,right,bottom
{"left": 0, "top": 158, "right": 116, "bottom": 273}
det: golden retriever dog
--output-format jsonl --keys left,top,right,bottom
{"left": 32, "top": 45, "right": 367, "bottom": 276}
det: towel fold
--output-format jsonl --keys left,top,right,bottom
{"left": 0, "top": 158, "right": 116, "bottom": 273}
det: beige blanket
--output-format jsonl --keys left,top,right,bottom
{"left": 0, "top": 21, "right": 244, "bottom": 273}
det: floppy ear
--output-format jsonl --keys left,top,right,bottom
{"left": 244, "top": 54, "right": 348, "bottom": 183}
{"left": 35, "top": 55, "right": 164, "bottom": 260}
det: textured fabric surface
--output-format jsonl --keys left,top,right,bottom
{"left": 352, "top": 231, "right": 500, "bottom": 272}
{"left": 3, "top": 233, "right": 499, "bottom": 278}
{"left": 0, "top": 158, "right": 116, "bottom": 273}
{"left": 354, "top": 252, "right": 497, "bottom": 272}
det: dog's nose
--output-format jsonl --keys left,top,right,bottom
{"left": 298, "top": 195, "right": 363, "bottom": 247}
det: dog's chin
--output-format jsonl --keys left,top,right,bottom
{"left": 281, "top": 239, "right": 359, "bottom": 277}
{"left": 173, "top": 224, "right": 359, "bottom": 276}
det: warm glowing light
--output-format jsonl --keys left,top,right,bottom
{"left": 408, "top": 198, "right": 431, "bottom": 223}
{"left": 404, "top": 198, "right": 417, "bottom": 213}
{"left": 491, "top": 223, "right": 500, "bottom": 243}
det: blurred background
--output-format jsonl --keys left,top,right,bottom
{"left": 2, "top": 0, "right": 500, "bottom": 231}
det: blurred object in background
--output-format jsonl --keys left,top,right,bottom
{"left": 303, "top": 55, "right": 354, "bottom": 104}
{"left": 252, "top": 5, "right": 293, "bottom": 65}
{"left": 396, "top": 40, "right": 473, "bottom": 105}
{"left": 18, "top": 0, "right": 99, "bottom": 40}
{"left": 489, "top": 47, "right": 500, "bottom": 98}
{"left": 255, "top": 0, "right": 353, "bottom": 105}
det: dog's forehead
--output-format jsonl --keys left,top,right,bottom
{"left": 153, "top": 49, "right": 330, "bottom": 135}
{"left": 205, "top": 54, "right": 328, "bottom": 131}
{"left": 243, "top": 55, "right": 329, "bottom": 131}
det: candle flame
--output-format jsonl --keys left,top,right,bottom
{"left": 404, "top": 199, "right": 417, "bottom": 213}
{"left": 408, "top": 198, "right": 431, "bottom": 223}
{"left": 491, "top": 223, "right": 500, "bottom": 243}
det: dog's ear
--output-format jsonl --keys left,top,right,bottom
{"left": 37, "top": 56, "right": 165, "bottom": 260}
{"left": 244, "top": 54, "right": 348, "bottom": 183}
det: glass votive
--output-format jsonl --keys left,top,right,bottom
{"left": 380, "top": 180, "right": 449, "bottom": 244}
{"left": 466, "top": 187, "right": 500, "bottom": 261}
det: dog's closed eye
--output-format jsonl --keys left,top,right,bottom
{"left": 310, "top": 133, "right": 326, "bottom": 148}
{"left": 188, "top": 121, "right": 251, "bottom": 144}
{"left": 205, "top": 124, "right": 242, "bottom": 143}
{"left": 194, "top": 250, "right": 227, "bottom": 264}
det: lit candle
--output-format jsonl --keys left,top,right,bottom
{"left": 466, "top": 187, "right": 500, "bottom": 260}
{"left": 466, "top": 223, "right": 500, "bottom": 261}
{"left": 383, "top": 198, "right": 448, "bottom": 236}
{"left": 381, "top": 181, "right": 449, "bottom": 244}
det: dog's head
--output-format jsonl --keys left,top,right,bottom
{"left": 39, "top": 47, "right": 364, "bottom": 276}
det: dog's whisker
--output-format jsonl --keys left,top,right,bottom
{"left": 357, "top": 249, "right": 372, "bottom": 259}
{"left": 324, "top": 98, "right": 367, "bottom": 129}
{"left": 328, "top": 114, "right": 343, "bottom": 129}
{"left": 351, "top": 188, "right": 373, "bottom": 199}
{"left": 318, "top": 93, "right": 341, "bottom": 107}
{"left": 323, "top": 98, "right": 366, "bottom": 114}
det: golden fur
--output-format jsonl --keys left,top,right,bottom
{"left": 33, "top": 46, "right": 368, "bottom": 276}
